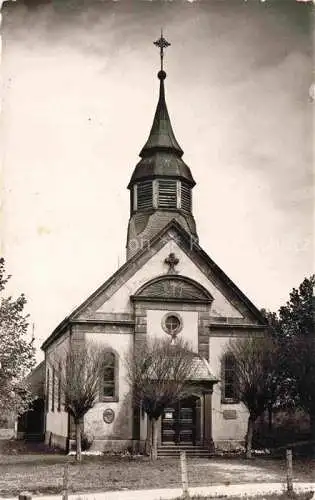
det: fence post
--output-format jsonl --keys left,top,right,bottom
{"left": 62, "top": 462, "right": 69, "bottom": 500}
{"left": 180, "top": 450, "right": 190, "bottom": 499}
{"left": 19, "top": 493, "right": 32, "bottom": 500}
{"left": 286, "top": 448, "right": 294, "bottom": 496}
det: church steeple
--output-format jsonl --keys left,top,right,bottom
{"left": 126, "top": 33, "right": 198, "bottom": 259}
{"left": 140, "top": 31, "right": 183, "bottom": 158}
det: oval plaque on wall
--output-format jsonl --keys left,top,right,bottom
{"left": 103, "top": 408, "right": 115, "bottom": 424}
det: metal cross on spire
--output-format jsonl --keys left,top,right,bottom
{"left": 153, "top": 29, "right": 171, "bottom": 71}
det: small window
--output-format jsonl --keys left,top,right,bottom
{"left": 137, "top": 181, "right": 153, "bottom": 210}
{"left": 162, "top": 313, "right": 183, "bottom": 338}
{"left": 165, "top": 315, "right": 181, "bottom": 334}
{"left": 46, "top": 369, "right": 50, "bottom": 412}
{"left": 222, "top": 354, "right": 239, "bottom": 403}
{"left": 158, "top": 180, "right": 177, "bottom": 209}
{"left": 101, "top": 352, "right": 118, "bottom": 401}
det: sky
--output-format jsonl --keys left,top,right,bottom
{"left": 1, "top": 0, "right": 314, "bottom": 362}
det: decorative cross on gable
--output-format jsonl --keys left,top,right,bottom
{"left": 164, "top": 253, "right": 179, "bottom": 274}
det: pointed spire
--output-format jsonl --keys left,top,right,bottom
{"left": 139, "top": 32, "right": 184, "bottom": 159}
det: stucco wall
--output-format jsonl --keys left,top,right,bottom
{"left": 45, "top": 332, "right": 70, "bottom": 441}
{"left": 209, "top": 335, "right": 248, "bottom": 446}
{"left": 83, "top": 332, "right": 133, "bottom": 445}
{"left": 146, "top": 309, "right": 198, "bottom": 352}
{"left": 96, "top": 240, "right": 243, "bottom": 318}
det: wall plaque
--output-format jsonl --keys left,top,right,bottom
{"left": 223, "top": 410, "right": 237, "bottom": 420}
{"left": 103, "top": 408, "right": 115, "bottom": 424}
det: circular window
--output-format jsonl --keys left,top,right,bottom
{"left": 162, "top": 313, "right": 183, "bottom": 337}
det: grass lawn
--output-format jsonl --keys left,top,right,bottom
{"left": 173, "top": 494, "right": 314, "bottom": 500}
{"left": 0, "top": 452, "right": 314, "bottom": 498}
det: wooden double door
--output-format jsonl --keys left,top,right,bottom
{"left": 162, "top": 397, "right": 198, "bottom": 445}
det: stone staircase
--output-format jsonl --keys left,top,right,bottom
{"left": 157, "top": 444, "right": 212, "bottom": 458}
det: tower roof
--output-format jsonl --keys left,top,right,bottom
{"left": 128, "top": 33, "right": 195, "bottom": 188}
{"left": 139, "top": 70, "right": 184, "bottom": 158}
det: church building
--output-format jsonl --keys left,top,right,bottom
{"left": 41, "top": 34, "right": 267, "bottom": 454}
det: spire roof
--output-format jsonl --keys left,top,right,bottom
{"left": 128, "top": 32, "right": 195, "bottom": 188}
{"left": 139, "top": 70, "right": 184, "bottom": 158}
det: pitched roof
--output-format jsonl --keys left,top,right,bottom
{"left": 41, "top": 219, "right": 267, "bottom": 351}
{"left": 189, "top": 356, "right": 218, "bottom": 382}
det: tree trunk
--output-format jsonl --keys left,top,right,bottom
{"left": 310, "top": 413, "right": 315, "bottom": 458}
{"left": 145, "top": 418, "right": 153, "bottom": 457}
{"left": 150, "top": 418, "right": 158, "bottom": 461}
{"left": 246, "top": 416, "right": 255, "bottom": 459}
{"left": 268, "top": 404, "right": 273, "bottom": 432}
{"left": 75, "top": 421, "right": 82, "bottom": 462}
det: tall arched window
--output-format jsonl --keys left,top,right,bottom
{"left": 221, "top": 354, "right": 238, "bottom": 403}
{"left": 100, "top": 351, "right": 118, "bottom": 402}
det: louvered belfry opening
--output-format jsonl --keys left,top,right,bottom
{"left": 134, "top": 179, "right": 193, "bottom": 213}
{"left": 181, "top": 182, "right": 192, "bottom": 212}
{"left": 137, "top": 181, "right": 153, "bottom": 210}
{"left": 158, "top": 179, "right": 177, "bottom": 209}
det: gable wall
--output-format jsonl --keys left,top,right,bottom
{"left": 93, "top": 240, "right": 243, "bottom": 319}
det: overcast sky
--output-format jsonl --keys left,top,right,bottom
{"left": 1, "top": 0, "right": 313, "bottom": 361}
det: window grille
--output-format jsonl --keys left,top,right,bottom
{"left": 137, "top": 181, "right": 153, "bottom": 210}
{"left": 102, "top": 352, "right": 116, "bottom": 399}
{"left": 181, "top": 183, "right": 192, "bottom": 212}
{"left": 158, "top": 179, "right": 177, "bottom": 208}
{"left": 222, "top": 354, "right": 239, "bottom": 402}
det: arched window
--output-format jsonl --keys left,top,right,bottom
{"left": 222, "top": 354, "right": 238, "bottom": 403}
{"left": 100, "top": 351, "right": 118, "bottom": 402}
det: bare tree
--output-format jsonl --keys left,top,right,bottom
{"left": 52, "top": 343, "right": 107, "bottom": 462}
{"left": 224, "top": 335, "right": 280, "bottom": 459}
{"left": 126, "top": 337, "right": 196, "bottom": 460}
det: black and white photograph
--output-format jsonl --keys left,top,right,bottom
{"left": 0, "top": 0, "right": 314, "bottom": 498}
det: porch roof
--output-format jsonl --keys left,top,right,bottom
{"left": 189, "top": 357, "right": 218, "bottom": 383}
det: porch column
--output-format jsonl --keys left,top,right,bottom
{"left": 203, "top": 388, "right": 214, "bottom": 452}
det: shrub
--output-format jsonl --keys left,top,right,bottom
{"left": 81, "top": 432, "right": 93, "bottom": 451}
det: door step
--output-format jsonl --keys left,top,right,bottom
{"left": 157, "top": 445, "right": 211, "bottom": 458}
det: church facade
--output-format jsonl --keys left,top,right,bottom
{"left": 41, "top": 35, "right": 267, "bottom": 453}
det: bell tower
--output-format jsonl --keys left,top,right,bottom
{"left": 126, "top": 32, "right": 198, "bottom": 259}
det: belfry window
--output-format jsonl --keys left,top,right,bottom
{"left": 101, "top": 351, "right": 118, "bottom": 402}
{"left": 137, "top": 181, "right": 153, "bottom": 210}
{"left": 158, "top": 179, "right": 177, "bottom": 208}
{"left": 181, "top": 182, "right": 192, "bottom": 212}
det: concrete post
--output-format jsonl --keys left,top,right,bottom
{"left": 286, "top": 448, "right": 294, "bottom": 496}
{"left": 19, "top": 493, "right": 32, "bottom": 500}
{"left": 180, "top": 450, "right": 190, "bottom": 499}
